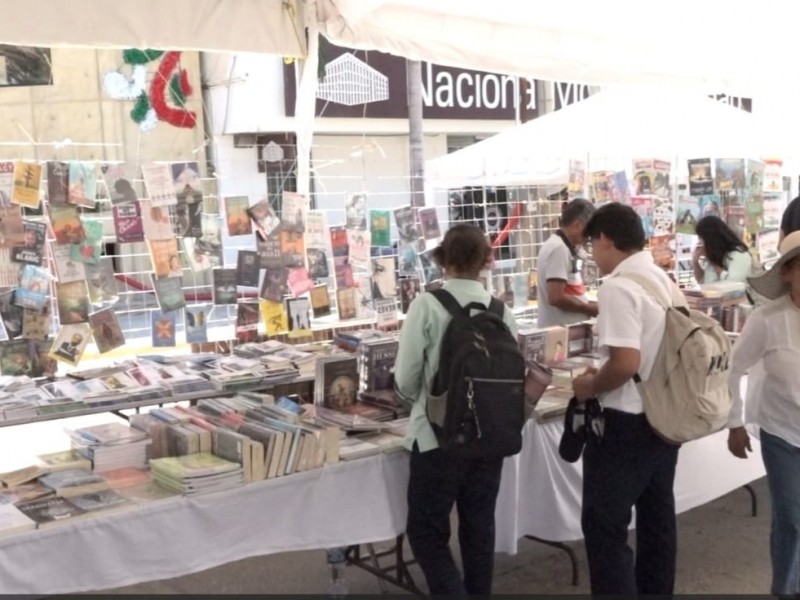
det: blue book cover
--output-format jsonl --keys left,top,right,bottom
{"left": 184, "top": 305, "right": 210, "bottom": 344}
{"left": 151, "top": 310, "right": 177, "bottom": 347}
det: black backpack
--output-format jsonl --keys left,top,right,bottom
{"left": 426, "top": 289, "right": 526, "bottom": 458}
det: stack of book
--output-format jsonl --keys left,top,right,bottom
{"left": 149, "top": 453, "right": 244, "bottom": 496}
{"left": 15, "top": 496, "right": 88, "bottom": 528}
{"left": 37, "top": 468, "right": 110, "bottom": 498}
{"left": 68, "top": 422, "right": 151, "bottom": 472}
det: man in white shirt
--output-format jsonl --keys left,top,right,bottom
{"left": 536, "top": 198, "right": 598, "bottom": 328}
{"left": 571, "top": 203, "right": 679, "bottom": 596}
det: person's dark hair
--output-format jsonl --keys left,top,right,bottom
{"left": 695, "top": 216, "right": 748, "bottom": 269}
{"left": 583, "top": 203, "right": 645, "bottom": 251}
{"left": 781, "top": 195, "right": 800, "bottom": 236}
{"left": 560, "top": 198, "right": 595, "bottom": 227}
{"left": 432, "top": 224, "right": 491, "bottom": 277}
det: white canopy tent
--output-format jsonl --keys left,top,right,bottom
{"left": 425, "top": 88, "right": 792, "bottom": 190}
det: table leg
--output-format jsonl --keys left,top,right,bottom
{"left": 742, "top": 484, "right": 758, "bottom": 517}
{"left": 345, "top": 535, "right": 425, "bottom": 596}
{"left": 524, "top": 535, "right": 580, "bottom": 586}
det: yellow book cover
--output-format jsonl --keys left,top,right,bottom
{"left": 148, "top": 239, "right": 180, "bottom": 278}
{"left": 260, "top": 299, "right": 288, "bottom": 336}
{"left": 11, "top": 162, "right": 42, "bottom": 209}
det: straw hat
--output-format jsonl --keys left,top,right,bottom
{"left": 748, "top": 230, "right": 800, "bottom": 300}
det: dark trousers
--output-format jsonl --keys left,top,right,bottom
{"left": 406, "top": 445, "right": 504, "bottom": 596}
{"left": 581, "top": 409, "right": 680, "bottom": 595}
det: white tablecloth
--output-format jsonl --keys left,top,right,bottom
{"left": 494, "top": 418, "right": 766, "bottom": 551}
{"left": 0, "top": 451, "right": 410, "bottom": 595}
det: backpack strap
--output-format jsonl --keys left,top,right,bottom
{"left": 487, "top": 296, "right": 505, "bottom": 319}
{"left": 615, "top": 272, "right": 688, "bottom": 310}
{"left": 431, "top": 288, "right": 497, "bottom": 318}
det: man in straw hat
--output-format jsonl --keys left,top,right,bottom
{"left": 727, "top": 230, "right": 800, "bottom": 597}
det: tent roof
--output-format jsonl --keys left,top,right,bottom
{"left": 317, "top": 0, "right": 795, "bottom": 97}
{"left": 426, "top": 88, "right": 788, "bottom": 189}
{"left": 0, "top": 0, "right": 305, "bottom": 56}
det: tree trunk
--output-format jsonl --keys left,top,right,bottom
{"left": 407, "top": 60, "right": 425, "bottom": 208}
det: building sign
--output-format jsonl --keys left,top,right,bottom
{"left": 284, "top": 41, "right": 538, "bottom": 121}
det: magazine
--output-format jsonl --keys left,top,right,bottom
{"left": 345, "top": 193, "right": 367, "bottom": 229}
{"left": 11, "top": 220, "right": 47, "bottom": 266}
{"left": 113, "top": 201, "right": 145, "bottom": 243}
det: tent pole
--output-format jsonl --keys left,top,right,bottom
{"left": 294, "top": 0, "right": 319, "bottom": 196}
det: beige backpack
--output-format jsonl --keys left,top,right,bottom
{"left": 617, "top": 273, "right": 733, "bottom": 444}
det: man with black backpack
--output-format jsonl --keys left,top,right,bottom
{"left": 394, "top": 224, "right": 522, "bottom": 596}
{"left": 571, "top": 203, "right": 680, "bottom": 595}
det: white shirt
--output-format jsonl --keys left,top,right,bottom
{"left": 537, "top": 233, "right": 588, "bottom": 328}
{"left": 728, "top": 294, "right": 800, "bottom": 448}
{"left": 596, "top": 251, "right": 671, "bottom": 414}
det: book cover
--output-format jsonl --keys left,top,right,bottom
{"left": 528, "top": 269, "right": 538, "bottom": 301}
{"left": 148, "top": 238, "right": 181, "bottom": 278}
{"left": 260, "top": 299, "right": 288, "bottom": 335}
{"left": 101, "top": 162, "right": 138, "bottom": 205}
{"left": 346, "top": 228, "right": 370, "bottom": 266}
{"left": 0, "top": 206, "right": 25, "bottom": 248}
{"left": 763, "top": 159, "right": 782, "bottom": 193}
{"left": 279, "top": 229, "right": 305, "bottom": 267}
{"left": 247, "top": 197, "right": 281, "bottom": 239}
{"left": 183, "top": 237, "right": 218, "bottom": 273}
{"left": 140, "top": 198, "right": 174, "bottom": 241}
{"left": 0, "top": 339, "right": 33, "bottom": 375}
{"left": 212, "top": 268, "right": 238, "bottom": 305}
{"left": 0, "top": 161, "right": 13, "bottom": 207}
{"left": 142, "top": 162, "right": 177, "bottom": 206}
{"left": 334, "top": 257, "right": 354, "bottom": 290}
{"left": 568, "top": 159, "right": 585, "bottom": 198}
{"left": 16, "top": 496, "right": 86, "bottom": 526}
{"left": 715, "top": 158, "right": 745, "bottom": 191}
{"left": 151, "top": 274, "right": 186, "bottom": 312}
{"left": 394, "top": 206, "right": 419, "bottom": 243}
{"left": 345, "top": 193, "right": 367, "bottom": 229}
{"left": 256, "top": 231, "right": 283, "bottom": 269}
{"left": 287, "top": 267, "right": 313, "bottom": 297}
{"left": 306, "top": 247, "right": 329, "bottom": 279}
{"left": 330, "top": 225, "right": 348, "bottom": 258}
{"left": 317, "top": 355, "right": 359, "bottom": 409}
{"left": 14, "top": 264, "right": 50, "bottom": 311}
{"left": 591, "top": 171, "right": 611, "bottom": 202}
{"left": 281, "top": 191, "right": 308, "bottom": 233}
{"left": 370, "top": 210, "right": 391, "bottom": 246}
{"left": 607, "top": 170, "right": 630, "bottom": 204}
{"left": 11, "top": 161, "right": 42, "bottom": 209}
{"left": 51, "top": 244, "right": 86, "bottom": 283}
{"left": 11, "top": 219, "right": 46, "bottom": 266}
{"left": 747, "top": 159, "right": 765, "bottom": 197}
{"left": 310, "top": 284, "right": 331, "bottom": 318}
{"left": 48, "top": 203, "right": 85, "bottom": 245}
{"left": 0, "top": 249, "right": 18, "bottom": 288}
{"left": 543, "top": 326, "right": 569, "bottom": 365}
{"left": 757, "top": 229, "right": 780, "bottom": 265}
{"left": 49, "top": 323, "right": 91, "bottom": 366}
{"left": 630, "top": 196, "right": 655, "bottom": 238}
{"left": 259, "top": 267, "right": 289, "bottom": 303}
{"left": 71, "top": 219, "right": 104, "bottom": 266}
{"left": 398, "top": 241, "right": 420, "bottom": 277}
{"left": 67, "top": 161, "right": 96, "bottom": 208}
{"left": 88, "top": 308, "right": 125, "bottom": 354}
{"left": 47, "top": 161, "right": 70, "bottom": 205}
{"left": 399, "top": 277, "right": 421, "bottom": 314}
{"left": 418, "top": 249, "right": 443, "bottom": 284}
{"left": 236, "top": 301, "right": 260, "bottom": 343}
{"left": 151, "top": 310, "right": 177, "bottom": 347}
{"left": 676, "top": 195, "right": 701, "bottom": 234}
{"left": 112, "top": 201, "right": 144, "bottom": 243}
{"left": 0, "top": 291, "right": 23, "bottom": 339}
{"left": 632, "top": 158, "right": 655, "bottom": 195}
{"left": 336, "top": 288, "right": 357, "bottom": 320}
{"left": 653, "top": 159, "right": 671, "bottom": 198}
{"left": 22, "top": 304, "right": 51, "bottom": 341}
{"left": 699, "top": 194, "right": 722, "bottom": 219}
{"left": 170, "top": 191, "right": 203, "bottom": 238}
{"left": 70, "top": 489, "right": 130, "bottom": 512}
{"left": 55, "top": 280, "right": 90, "bottom": 324}
{"left": 371, "top": 257, "right": 397, "bottom": 300}
{"left": 566, "top": 322, "right": 593, "bottom": 357}
{"left": 725, "top": 205, "right": 746, "bottom": 239}
{"left": 171, "top": 161, "right": 202, "bottom": 200}
{"left": 236, "top": 250, "right": 261, "bottom": 288}
{"left": 285, "top": 297, "right": 311, "bottom": 335}
{"left": 763, "top": 194, "right": 783, "bottom": 230}
{"left": 418, "top": 207, "right": 441, "bottom": 240}
{"left": 184, "top": 304, "right": 211, "bottom": 344}
{"left": 649, "top": 234, "right": 675, "bottom": 270}
{"left": 652, "top": 196, "right": 675, "bottom": 237}
{"left": 225, "top": 195, "right": 252, "bottom": 236}
{"left": 375, "top": 297, "right": 398, "bottom": 330}
{"left": 355, "top": 275, "right": 375, "bottom": 319}
{"left": 688, "top": 158, "right": 713, "bottom": 195}
{"left": 364, "top": 340, "right": 398, "bottom": 391}
{"left": 304, "top": 210, "right": 328, "bottom": 249}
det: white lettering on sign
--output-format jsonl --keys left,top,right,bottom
{"left": 421, "top": 62, "right": 536, "bottom": 112}
{"left": 554, "top": 82, "right": 591, "bottom": 108}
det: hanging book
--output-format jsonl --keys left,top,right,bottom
{"left": 14, "top": 265, "right": 50, "bottom": 311}
{"left": 418, "top": 208, "right": 441, "bottom": 240}
{"left": 687, "top": 158, "right": 713, "bottom": 196}
{"left": 260, "top": 299, "right": 288, "bottom": 335}
{"left": 212, "top": 268, "right": 238, "bottom": 305}
{"left": 568, "top": 160, "right": 585, "bottom": 199}
{"left": 715, "top": 158, "right": 745, "bottom": 192}
{"left": 66, "top": 161, "right": 96, "bottom": 208}
{"left": 71, "top": 219, "right": 104, "bottom": 266}
{"left": 12, "top": 161, "right": 42, "bottom": 209}
{"left": 287, "top": 267, "right": 313, "bottom": 297}
{"left": 225, "top": 196, "right": 252, "bottom": 236}
{"left": 151, "top": 310, "right": 177, "bottom": 348}
{"left": 47, "top": 203, "right": 84, "bottom": 245}
{"left": 256, "top": 231, "right": 283, "bottom": 269}
{"left": 281, "top": 191, "right": 308, "bottom": 233}
{"left": 370, "top": 210, "right": 391, "bottom": 247}
{"left": 330, "top": 225, "right": 349, "bottom": 257}
{"left": 182, "top": 237, "right": 213, "bottom": 273}
{"left": 375, "top": 298, "right": 398, "bottom": 330}
{"left": 11, "top": 220, "right": 46, "bottom": 266}
{"left": 22, "top": 305, "right": 51, "bottom": 341}
{"left": 698, "top": 194, "right": 722, "bottom": 219}
{"left": 304, "top": 210, "right": 328, "bottom": 249}
{"left": 398, "top": 241, "right": 420, "bottom": 277}
{"left": 334, "top": 257, "right": 354, "bottom": 290}
{"left": 49, "top": 323, "right": 91, "bottom": 366}
{"left": 142, "top": 163, "right": 177, "bottom": 206}
{"left": 184, "top": 304, "right": 211, "bottom": 344}
{"left": 371, "top": 257, "right": 397, "bottom": 300}
{"left": 171, "top": 161, "right": 202, "bottom": 200}
{"left": 101, "top": 162, "right": 138, "bottom": 205}
{"left": 591, "top": 171, "right": 611, "bottom": 202}
{"left": 746, "top": 160, "right": 765, "bottom": 198}
{"left": 47, "top": 161, "right": 70, "bottom": 205}
{"left": 355, "top": 275, "right": 375, "bottom": 320}
{"left": 140, "top": 198, "right": 174, "bottom": 241}
{"left": 345, "top": 193, "right": 367, "bottom": 230}
{"left": 170, "top": 192, "right": 203, "bottom": 238}
{"left": 111, "top": 201, "right": 144, "bottom": 244}
{"left": 0, "top": 291, "right": 23, "bottom": 339}
{"left": 285, "top": 297, "right": 311, "bottom": 337}
{"left": 399, "top": 278, "right": 421, "bottom": 314}
{"left": 394, "top": 206, "right": 420, "bottom": 243}
{"left": 652, "top": 196, "right": 675, "bottom": 236}
{"left": 236, "top": 250, "right": 260, "bottom": 288}
{"left": 632, "top": 158, "right": 655, "bottom": 196}
{"left": 306, "top": 247, "right": 329, "bottom": 279}
{"left": 347, "top": 228, "right": 370, "bottom": 266}
{"left": 279, "top": 229, "right": 305, "bottom": 267}
{"left": 763, "top": 194, "right": 783, "bottom": 230}
{"left": 630, "top": 196, "right": 655, "bottom": 238}
{"left": 85, "top": 258, "right": 119, "bottom": 305}
{"left": 757, "top": 229, "right": 780, "bottom": 266}
{"left": 148, "top": 239, "right": 181, "bottom": 279}
{"left": 336, "top": 288, "right": 357, "bottom": 320}
{"left": 653, "top": 160, "right": 671, "bottom": 198}
{"left": 0, "top": 206, "right": 25, "bottom": 248}
{"left": 418, "top": 249, "right": 443, "bottom": 284}
{"left": 247, "top": 198, "right": 281, "bottom": 239}
{"left": 310, "top": 285, "right": 331, "bottom": 318}
{"left": 724, "top": 205, "right": 746, "bottom": 239}
{"left": 150, "top": 274, "right": 186, "bottom": 313}
{"left": 0, "top": 161, "right": 13, "bottom": 207}
{"left": 745, "top": 195, "right": 764, "bottom": 236}
{"left": 649, "top": 234, "right": 675, "bottom": 270}
{"left": 0, "top": 339, "right": 31, "bottom": 376}
{"left": 55, "top": 280, "right": 90, "bottom": 324}
{"left": 676, "top": 196, "right": 701, "bottom": 235}
{"left": 259, "top": 267, "right": 289, "bottom": 303}
{"left": 51, "top": 244, "right": 86, "bottom": 283}
{"left": 88, "top": 308, "right": 125, "bottom": 354}
{"left": 236, "top": 301, "right": 260, "bottom": 343}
